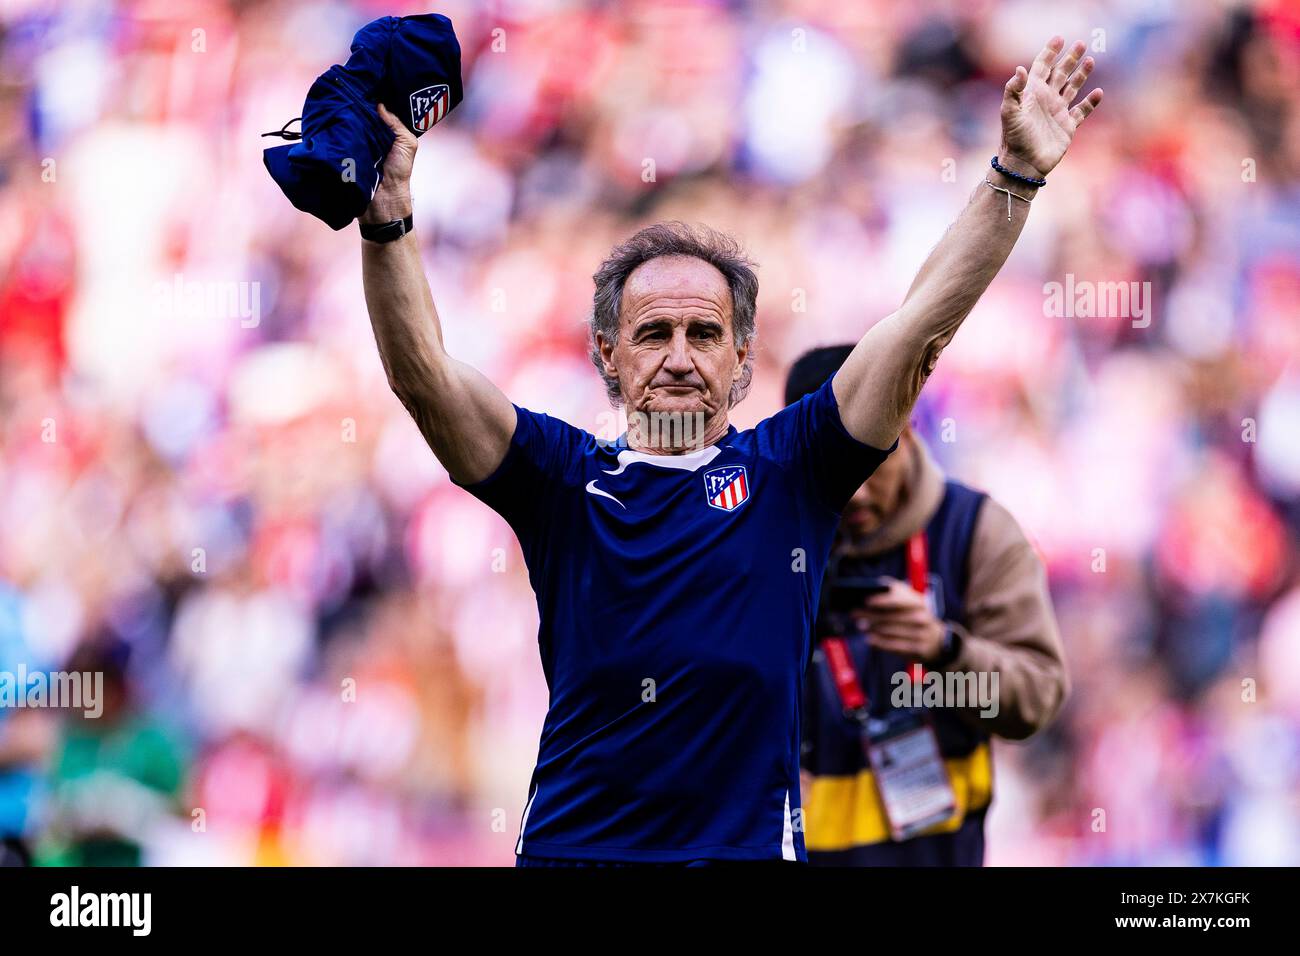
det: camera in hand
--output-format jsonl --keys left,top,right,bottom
{"left": 817, "top": 559, "right": 892, "bottom": 638}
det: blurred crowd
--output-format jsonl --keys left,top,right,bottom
{"left": 1, "top": 0, "right": 1299, "bottom": 865}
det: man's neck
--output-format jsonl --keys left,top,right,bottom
{"left": 625, "top": 410, "right": 730, "bottom": 455}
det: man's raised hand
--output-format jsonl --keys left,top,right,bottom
{"left": 1000, "top": 36, "right": 1104, "bottom": 179}
{"left": 362, "top": 103, "right": 418, "bottom": 224}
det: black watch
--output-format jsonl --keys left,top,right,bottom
{"left": 932, "top": 625, "right": 963, "bottom": 669}
{"left": 359, "top": 213, "right": 413, "bottom": 243}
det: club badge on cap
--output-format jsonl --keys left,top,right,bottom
{"left": 262, "top": 13, "right": 464, "bottom": 230}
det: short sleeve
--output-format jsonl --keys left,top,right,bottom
{"left": 756, "top": 372, "right": 898, "bottom": 514}
{"left": 449, "top": 405, "right": 589, "bottom": 539}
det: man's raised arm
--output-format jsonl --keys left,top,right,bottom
{"left": 360, "top": 104, "right": 516, "bottom": 484}
{"left": 835, "top": 37, "right": 1103, "bottom": 449}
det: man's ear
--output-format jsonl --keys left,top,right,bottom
{"left": 596, "top": 331, "right": 618, "bottom": 379}
{"left": 733, "top": 341, "right": 749, "bottom": 380}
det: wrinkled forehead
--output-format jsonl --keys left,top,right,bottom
{"left": 620, "top": 255, "right": 733, "bottom": 326}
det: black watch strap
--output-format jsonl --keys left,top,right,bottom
{"left": 359, "top": 213, "right": 413, "bottom": 243}
{"left": 932, "top": 625, "right": 963, "bottom": 669}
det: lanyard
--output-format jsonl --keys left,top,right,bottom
{"left": 822, "top": 530, "right": 929, "bottom": 716}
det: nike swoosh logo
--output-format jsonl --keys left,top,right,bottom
{"left": 585, "top": 480, "right": 625, "bottom": 509}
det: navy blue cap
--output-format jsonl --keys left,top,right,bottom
{"left": 263, "top": 13, "right": 464, "bottom": 230}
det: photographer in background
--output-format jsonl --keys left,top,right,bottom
{"left": 791, "top": 346, "right": 1069, "bottom": 866}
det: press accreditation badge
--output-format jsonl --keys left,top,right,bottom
{"left": 863, "top": 712, "right": 958, "bottom": 841}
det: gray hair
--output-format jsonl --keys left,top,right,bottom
{"left": 588, "top": 221, "right": 758, "bottom": 408}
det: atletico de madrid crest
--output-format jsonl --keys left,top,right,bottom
{"left": 704, "top": 465, "right": 750, "bottom": 512}
{"left": 410, "top": 84, "right": 450, "bottom": 132}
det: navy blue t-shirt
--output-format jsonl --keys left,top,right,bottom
{"left": 453, "top": 373, "right": 895, "bottom": 862}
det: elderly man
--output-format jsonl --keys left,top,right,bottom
{"left": 359, "top": 37, "right": 1102, "bottom": 864}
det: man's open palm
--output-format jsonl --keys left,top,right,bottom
{"left": 1001, "top": 36, "right": 1104, "bottom": 177}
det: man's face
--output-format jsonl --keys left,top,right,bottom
{"left": 598, "top": 255, "right": 747, "bottom": 429}
{"left": 842, "top": 430, "right": 913, "bottom": 536}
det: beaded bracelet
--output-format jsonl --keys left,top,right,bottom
{"left": 990, "top": 155, "right": 1046, "bottom": 188}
